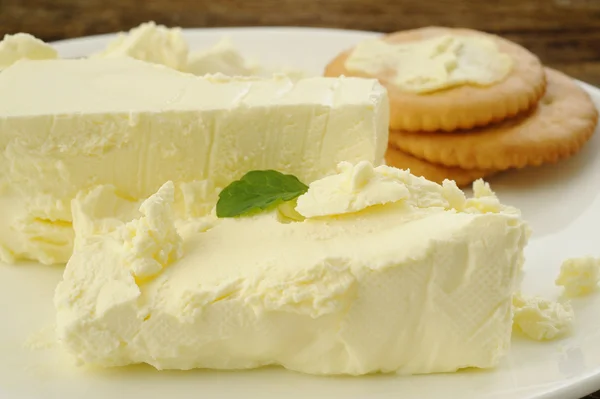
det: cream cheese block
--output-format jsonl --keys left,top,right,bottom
{"left": 0, "top": 58, "right": 388, "bottom": 264}
{"left": 55, "top": 162, "right": 529, "bottom": 375}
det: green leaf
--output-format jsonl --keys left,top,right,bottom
{"left": 216, "top": 170, "right": 309, "bottom": 218}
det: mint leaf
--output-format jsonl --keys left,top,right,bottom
{"left": 216, "top": 170, "right": 309, "bottom": 218}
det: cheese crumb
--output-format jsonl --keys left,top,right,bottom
{"left": 119, "top": 181, "right": 183, "bottom": 279}
{"left": 512, "top": 293, "right": 574, "bottom": 341}
{"left": 556, "top": 257, "right": 600, "bottom": 297}
{"left": 186, "top": 37, "right": 312, "bottom": 80}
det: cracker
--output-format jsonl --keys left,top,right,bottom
{"left": 389, "top": 68, "right": 599, "bottom": 170}
{"left": 325, "top": 26, "right": 546, "bottom": 132}
{"left": 385, "top": 147, "right": 495, "bottom": 187}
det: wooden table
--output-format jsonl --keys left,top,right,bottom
{"left": 1, "top": 0, "right": 600, "bottom": 397}
{"left": 2, "top": 0, "right": 600, "bottom": 85}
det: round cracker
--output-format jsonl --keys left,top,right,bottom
{"left": 385, "top": 147, "right": 495, "bottom": 187}
{"left": 389, "top": 68, "right": 599, "bottom": 170}
{"left": 325, "top": 26, "right": 546, "bottom": 132}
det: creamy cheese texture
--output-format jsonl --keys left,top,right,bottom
{"left": 296, "top": 161, "right": 414, "bottom": 217}
{"left": 556, "top": 256, "right": 600, "bottom": 297}
{"left": 0, "top": 33, "right": 57, "bottom": 69}
{"left": 91, "top": 23, "right": 310, "bottom": 79}
{"left": 512, "top": 293, "right": 574, "bottom": 341}
{"left": 119, "top": 182, "right": 183, "bottom": 280}
{"left": 91, "top": 21, "right": 188, "bottom": 70}
{"left": 345, "top": 34, "right": 513, "bottom": 93}
{"left": 186, "top": 37, "right": 260, "bottom": 77}
{"left": 71, "top": 185, "right": 141, "bottom": 251}
{"left": 55, "top": 164, "right": 529, "bottom": 375}
{"left": 298, "top": 162, "right": 517, "bottom": 219}
{"left": 0, "top": 58, "right": 388, "bottom": 264}
{"left": 186, "top": 37, "right": 311, "bottom": 80}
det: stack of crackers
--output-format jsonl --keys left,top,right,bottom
{"left": 325, "top": 27, "right": 599, "bottom": 187}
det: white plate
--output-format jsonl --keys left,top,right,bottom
{"left": 1, "top": 27, "right": 600, "bottom": 399}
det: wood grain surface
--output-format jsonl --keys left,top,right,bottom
{"left": 1, "top": 0, "right": 600, "bottom": 398}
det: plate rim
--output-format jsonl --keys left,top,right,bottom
{"left": 49, "top": 26, "right": 383, "bottom": 46}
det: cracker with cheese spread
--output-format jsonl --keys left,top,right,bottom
{"left": 325, "top": 26, "right": 546, "bottom": 132}
{"left": 388, "top": 68, "right": 598, "bottom": 171}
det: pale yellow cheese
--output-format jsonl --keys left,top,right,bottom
{"left": 186, "top": 37, "right": 259, "bottom": 77}
{"left": 0, "top": 33, "right": 57, "bottom": 69}
{"left": 345, "top": 34, "right": 513, "bottom": 93}
{"left": 55, "top": 163, "right": 529, "bottom": 375}
{"left": 91, "top": 21, "right": 188, "bottom": 70}
{"left": 118, "top": 182, "right": 182, "bottom": 280}
{"left": 512, "top": 293, "right": 574, "bottom": 341}
{"left": 0, "top": 58, "right": 388, "bottom": 264}
{"left": 556, "top": 256, "right": 600, "bottom": 297}
{"left": 186, "top": 37, "right": 311, "bottom": 80}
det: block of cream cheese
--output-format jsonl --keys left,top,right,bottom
{"left": 55, "top": 163, "right": 529, "bottom": 375}
{"left": 0, "top": 58, "right": 388, "bottom": 264}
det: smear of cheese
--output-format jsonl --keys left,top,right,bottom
{"left": 346, "top": 34, "right": 513, "bottom": 93}
{"left": 296, "top": 161, "right": 518, "bottom": 218}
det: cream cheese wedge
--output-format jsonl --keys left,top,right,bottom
{"left": 0, "top": 58, "right": 388, "bottom": 264}
{"left": 55, "top": 163, "right": 529, "bottom": 375}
